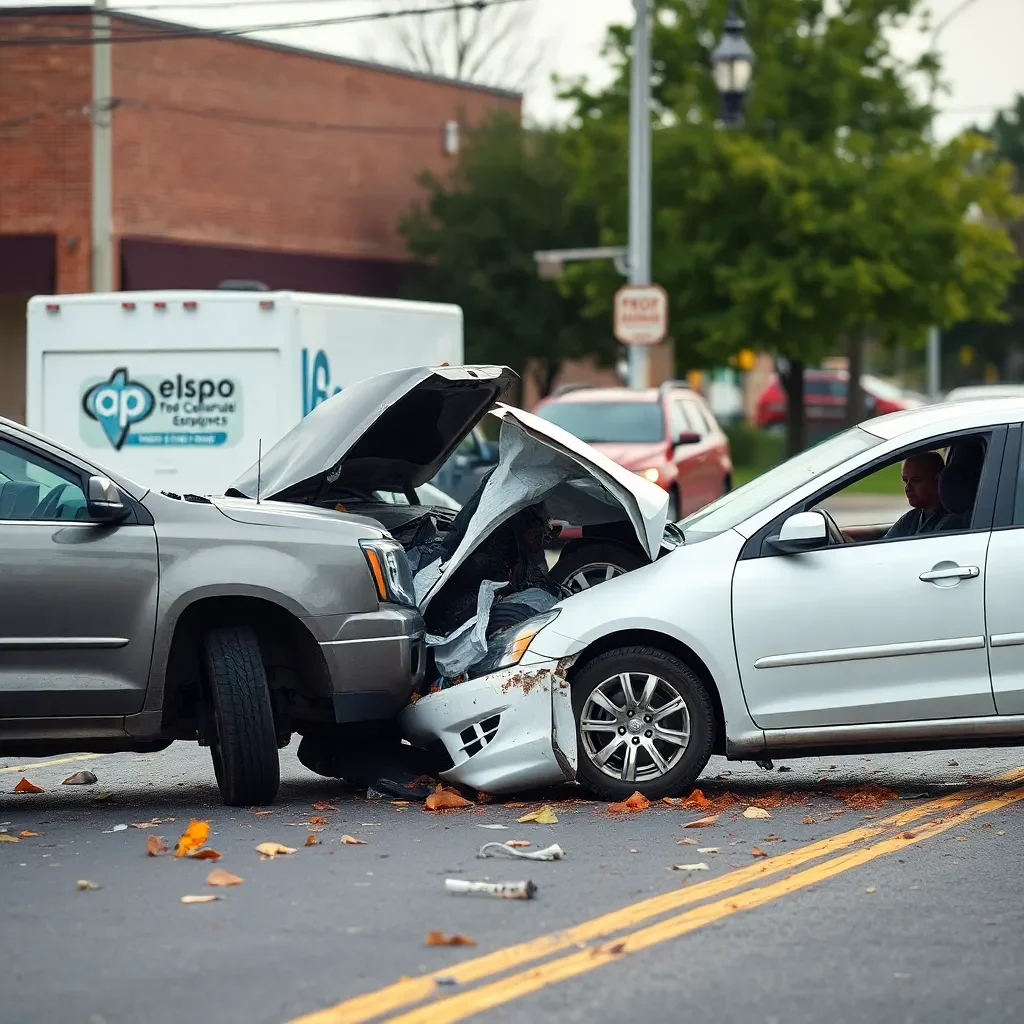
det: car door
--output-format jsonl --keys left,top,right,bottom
{"left": 984, "top": 424, "right": 1024, "bottom": 714}
{"left": 673, "top": 397, "right": 714, "bottom": 511}
{"left": 731, "top": 429, "right": 1002, "bottom": 729}
{"left": 0, "top": 433, "right": 159, "bottom": 718}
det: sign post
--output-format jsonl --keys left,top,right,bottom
{"left": 614, "top": 284, "right": 668, "bottom": 347}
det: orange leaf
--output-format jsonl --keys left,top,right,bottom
{"left": 312, "top": 802, "right": 338, "bottom": 812}
{"left": 305, "top": 834, "right": 320, "bottom": 847}
{"left": 13, "top": 777, "right": 43, "bottom": 794}
{"left": 254, "top": 810, "right": 273, "bottom": 817}
{"left": 206, "top": 869, "right": 244, "bottom": 887}
{"left": 426, "top": 931, "right": 476, "bottom": 947}
{"left": 752, "top": 846, "right": 768, "bottom": 858}
{"left": 683, "top": 815, "right": 719, "bottom": 828}
{"left": 341, "top": 834, "right": 366, "bottom": 845}
{"left": 309, "top": 816, "right": 328, "bottom": 825}
{"left": 256, "top": 842, "right": 296, "bottom": 859}
{"left": 608, "top": 791, "right": 650, "bottom": 814}
{"left": 802, "top": 817, "right": 816, "bottom": 825}
{"left": 18, "top": 830, "right": 41, "bottom": 838}
{"left": 188, "top": 848, "right": 222, "bottom": 861}
{"left": 174, "top": 819, "right": 210, "bottom": 858}
{"left": 504, "top": 840, "right": 531, "bottom": 848}
{"left": 506, "top": 802, "right": 526, "bottom": 808}
{"left": 424, "top": 784, "right": 474, "bottom": 812}
{"left": 146, "top": 834, "right": 169, "bottom": 856}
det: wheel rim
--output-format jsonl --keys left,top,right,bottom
{"left": 564, "top": 562, "right": 626, "bottom": 594}
{"left": 580, "top": 672, "right": 691, "bottom": 783}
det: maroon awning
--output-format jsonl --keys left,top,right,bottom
{"left": 0, "top": 235, "right": 56, "bottom": 294}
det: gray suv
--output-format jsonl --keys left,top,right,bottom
{"left": 0, "top": 417, "right": 425, "bottom": 806}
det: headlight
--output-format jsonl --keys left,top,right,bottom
{"left": 636, "top": 467, "right": 660, "bottom": 483}
{"left": 490, "top": 610, "right": 561, "bottom": 671}
{"left": 360, "top": 538, "right": 416, "bottom": 607}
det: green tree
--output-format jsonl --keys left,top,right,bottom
{"left": 399, "top": 113, "right": 614, "bottom": 400}
{"left": 562, "top": 0, "right": 1020, "bottom": 453}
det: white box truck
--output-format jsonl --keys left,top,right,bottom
{"left": 26, "top": 290, "right": 463, "bottom": 495}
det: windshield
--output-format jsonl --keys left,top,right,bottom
{"left": 536, "top": 401, "right": 665, "bottom": 443}
{"left": 677, "top": 426, "right": 880, "bottom": 535}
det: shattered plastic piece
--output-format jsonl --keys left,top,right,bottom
{"left": 256, "top": 842, "right": 296, "bottom": 859}
{"left": 180, "top": 894, "right": 220, "bottom": 904}
{"left": 743, "top": 807, "right": 772, "bottom": 820}
{"left": 425, "top": 785, "right": 474, "bottom": 812}
{"left": 63, "top": 771, "right": 98, "bottom": 786}
{"left": 174, "top": 820, "right": 210, "bottom": 858}
{"left": 683, "top": 815, "right": 719, "bottom": 828}
{"left": 670, "top": 863, "right": 709, "bottom": 871}
{"left": 478, "top": 842, "right": 563, "bottom": 861}
{"left": 13, "top": 778, "right": 43, "bottom": 794}
{"left": 517, "top": 806, "right": 558, "bottom": 824}
{"left": 102, "top": 824, "right": 129, "bottom": 833}
{"left": 697, "top": 847, "right": 720, "bottom": 854}
{"left": 608, "top": 792, "right": 650, "bottom": 814}
{"left": 445, "top": 878, "right": 536, "bottom": 899}
{"left": 478, "top": 824, "right": 509, "bottom": 830}
{"left": 426, "top": 931, "right": 477, "bottom": 947}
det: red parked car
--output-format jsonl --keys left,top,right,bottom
{"left": 533, "top": 384, "right": 733, "bottom": 521}
{"left": 754, "top": 370, "right": 919, "bottom": 429}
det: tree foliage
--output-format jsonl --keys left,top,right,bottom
{"left": 398, "top": 113, "right": 615, "bottom": 397}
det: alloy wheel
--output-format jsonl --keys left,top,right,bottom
{"left": 564, "top": 562, "right": 627, "bottom": 594}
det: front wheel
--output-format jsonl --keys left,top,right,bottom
{"left": 550, "top": 542, "right": 648, "bottom": 594}
{"left": 572, "top": 646, "right": 715, "bottom": 800}
{"left": 204, "top": 625, "right": 280, "bottom": 806}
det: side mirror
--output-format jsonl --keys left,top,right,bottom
{"left": 86, "top": 475, "right": 129, "bottom": 523}
{"left": 767, "top": 510, "right": 829, "bottom": 554}
{"left": 674, "top": 430, "right": 701, "bottom": 446}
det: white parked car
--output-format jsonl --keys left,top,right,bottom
{"left": 403, "top": 396, "right": 1024, "bottom": 799}
{"left": 945, "top": 385, "right": 1024, "bottom": 403}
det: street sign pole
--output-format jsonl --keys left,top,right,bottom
{"left": 627, "top": 0, "right": 652, "bottom": 390}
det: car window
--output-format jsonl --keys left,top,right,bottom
{"left": 690, "top": 399, "right": 718, "bottom": 435}
{"left": 667, "top": 402, "right": 688, "bottom": 441}
{"left": 678, "top": 427, "right": 880, "bottom": 536}
{"left": 0, "top": 438, "right": 88, "bottom": 521}
{"left": 673, "top": 400, "right": 704, "bottom": 435}
{"left": 805, "top": 378, "right": 847, "bottom": 398}
{"left": 1014, "top": 436, "right": 1024, "bottom": 526}
{"left": 456, "top": 432, "right": 481, "bottom": 457}
{"left": 535, "top": 401, "right": 665, "bottom": 444}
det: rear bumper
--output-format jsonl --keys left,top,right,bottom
{"left": 320, "top": 606, "right": 426, "bottom": 723}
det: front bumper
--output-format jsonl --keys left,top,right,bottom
{"left": 320, "top": 605, "right": 426, "bottom": 723}
{"left": 400, "top": 656, "right": 577, "bottom": 794}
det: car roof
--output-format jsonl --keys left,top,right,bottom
{"left": 862, "top": 397, "right": 1024, "bottom": 440}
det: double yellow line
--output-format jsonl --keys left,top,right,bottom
{"left": 290, "top": 768, "right": 1024, "bottom": 1024}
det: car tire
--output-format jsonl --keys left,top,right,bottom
{"left": 572, "top": 646, "right": 715, "bottom": 801}
{"left": 487, "top": 600, "right": 544, "bottom": 636}
{"left": 550, "top": 542, "right": 648, "bottom": 594}
{"left": 204, "top": 625, "right": 280, "bottom": 807}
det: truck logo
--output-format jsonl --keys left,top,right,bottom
{"left": 82, "top": 368, "right": 156, "bottom": 450}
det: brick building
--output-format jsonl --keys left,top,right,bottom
{"left": 0, "top": 8, "right": 520, "bottom": 421}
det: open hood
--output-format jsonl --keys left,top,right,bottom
{"left": 227, "top": 365, "right": 517, "bottom": 502}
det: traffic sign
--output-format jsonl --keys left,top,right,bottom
{"left": 614, "top": 284, "right": 668, "bottom": 345}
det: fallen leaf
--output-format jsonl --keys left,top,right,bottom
{"left": 955, "top": 836, "right": 968, "bottom": 841}
{"left": 391, "top": 801, "right": 410, "bottom": 807}
{"left": 676, "top": 838, "right": 698, "bottom": 846}
{"left": 865, "top": 886, "right": 877, "bottom": 894}
{"left": 517, "top": 806, "right": 558, "bottom": 824}
{"left": 980, "top": 823, "right": 992, "bottom": 830}
{"left": 305, "top": 834, "right": 320, "bottom": 847}
{"left": 607, "top": 942, "right": 626, "bottom": 955}
{"left": 13, "top": 778, "right": 43, "bottom": 794}
{"left": 752, "top": 847, "right": 768, "bottom": 858}
{"left": 426, "top": 931, "right": 476, "bottom": 947}
{"left": 608, "top": 791, "right": 650, "bottom": 814}
{"left": 670, "top": 862, "right": 709, "bottom": 871}
{"left": 312, "top": 802, "right": 338, "bottom": 812}
{"left": 130, "top": 817, "right": 175, "bottom": 829}
{"left": 18, "top": 830, "right": 40, "bottom": 838}
{"left": 206, "top": 869, "right": 244, "bottom": 887}
{"left": 180, "top": 894, "right": 220, "bottom": 904}
{"left": 146, "top": 834, "right": 169, "bottom": 856}
{"left": 743, "top": 806, "right": 771, "bottom": 820}
{"left": 174, "top": 820, "right": 211, "bottom": 858}
{"left": 697, "top": 847, "right": 720, "bottom": 854}
{"left": 102, "top": 824, "right": 128, "bottom": 834}
{"left": 76, "top": 879, "right": 101, "bottom": 890}
{"left": 900, "top": 831, "right": 918, "bottom": 840}
{"left": 254, "top": 810, "right": 273, "bottom": 817}
{"left": 93, "top": 793, "right": 113, "bottom": 801}
{"left": 188, "top": 848, "right": 222, "bottom": 861}
{"left": 504, "top": 840, "right": 531, "bottom": 848}
{"left": 309, "top": 816, "right": 328, "bottom": 826}
{"left": 948, "top": 760, "right": 959, "bottom": 766}
{"left": 341, "top": 835, "right": 367, "bottom": 845}
{"left": 662, "top": 797, "right": 682, "bottom": 806}
{"left": 0, "top": 834, "right": 20, "bottom": 843}
{"left": 256, "top": 842, "right": 296, "bottom": 859}
{"left": 62, "top": 771, "right": 98, "bottom": 786}
{"left": 683, "top": 815, "right": 719, "bottom": 828}
{"left": 802, "top": 817, "right": 816, "bottom": 825}
{"left": 506, "top": 802, "right": 526, "bottom": 808}
{"left": 424, "top": 785, "right": 474, "bottom": 812}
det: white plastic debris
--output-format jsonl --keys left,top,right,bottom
{"left": 478, "top": 842, "right": 564, "bottom": 862}
{"left": 445, "top": 878, "right": 536, "bottom": 899}
{"left": 101, "top": 824, "right": 128, "bottom": 833}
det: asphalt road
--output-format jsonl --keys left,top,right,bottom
{"left": 2, "top": 741, "right": 1023, "bottom": 1024}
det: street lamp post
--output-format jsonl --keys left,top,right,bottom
{"left": 710, "top": 2, "right": 755, "bottom": 128}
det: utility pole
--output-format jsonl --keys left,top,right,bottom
{"left": 91, "top": 0, "right": 114, "bottom": 292}
{"left": 627, "top": 0, "right": 652, "bottom": 390}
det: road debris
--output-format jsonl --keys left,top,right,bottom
{"left": 670, "top": 863, "right": 709, "bottom": 871}
{"left": 180, "top": 894, "right": 220, "bottom": 904}
{"left": 802, "top": 817, "right": 816, "bottom": 825}
{"left": 305, "top": 834, "right": 320, "bottom": 847}
{"left": 76, "top": 880, "right": 101, "bottom": 891}
{"left": 256, "top": 842, "right": 296, "bottom": 859}
{"left": 63, "top": 771, "right": 98, "bottom": 786}
{"left": 309, "top": 816, "right": 328, "bottom": 825}
{"left": 13, "top": 778, "right": 43, "bottom": 794}
{"left": 743, "top": 807, "right": 771, "bottom": 820}
{"left": 312, "top": 802, "right": 338, "bottom": 812}
{"left": 683, "top": 815, "right": 719, "bottom": 828}
{"left": 146, "top": 835, "right": 169, "bottom": 856}
{"left": 206, "top": 869, "right": 244, "bottom": 886}
{"left": 778, "top": 765, "right": 792, "bottom": 772}
{"left": 18, "top": 830, "right": 40, "bottom": 838}
{"left": 517, "top": 806, "right": 558, "bottom": 824}
{"left": 505, "top": 840, "right": 531, "bottom": 848}
{"left": 341, "top": 835, "right": 367, "bottom": 845}
{"left": 102, "top": 824, "right": 128, "bottom": 833}
{"left": 426, "top": 931, "right": 476, "bottom": 947}
{"left": 697, "top": 847, "right": 720, "bottom": 854}
{"left": 131, "top": 817, "right": 175, "bottom": 829}
{"left": 0, "top": 835, "right": 19, "bottom": 843}
{"left": 174, "top": 820, "right": 210, "bottom": 858}
{"left": 752, "top": 846, "right": 768, "bottom": 858}
{"left": 834, "top": 785, "right": 901, "bottom": 810}
{"left": 478, "top": 824, "right": 509, "bottom": 830}
{"left": 424, "top": 785, "right": 474, "bottom": 812}
{"left": 677, "top": 838, "right": 698, "bottom": 846}
{"left": 478, "top": 842, "right": 563, "bottom": 862}
{"left": 609, "top": 792, "right": 650, "bottom": 814}
{"left": 445, "top": 878, "right": 536, "bottom": 900}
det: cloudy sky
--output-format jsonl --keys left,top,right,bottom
{"left": 5, "top": 0, "right": 1023, "bottom": 137}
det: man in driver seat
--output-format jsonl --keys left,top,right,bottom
{"left": 885, "top": 452, "right": 965, "bottom": 539}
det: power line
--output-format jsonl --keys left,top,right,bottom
{"left": 0, "top": 0, "right": 522, "bottom": 46}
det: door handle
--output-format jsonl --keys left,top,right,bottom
{"left": 919, "top": 565, "right": 979, "bottom": 582}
